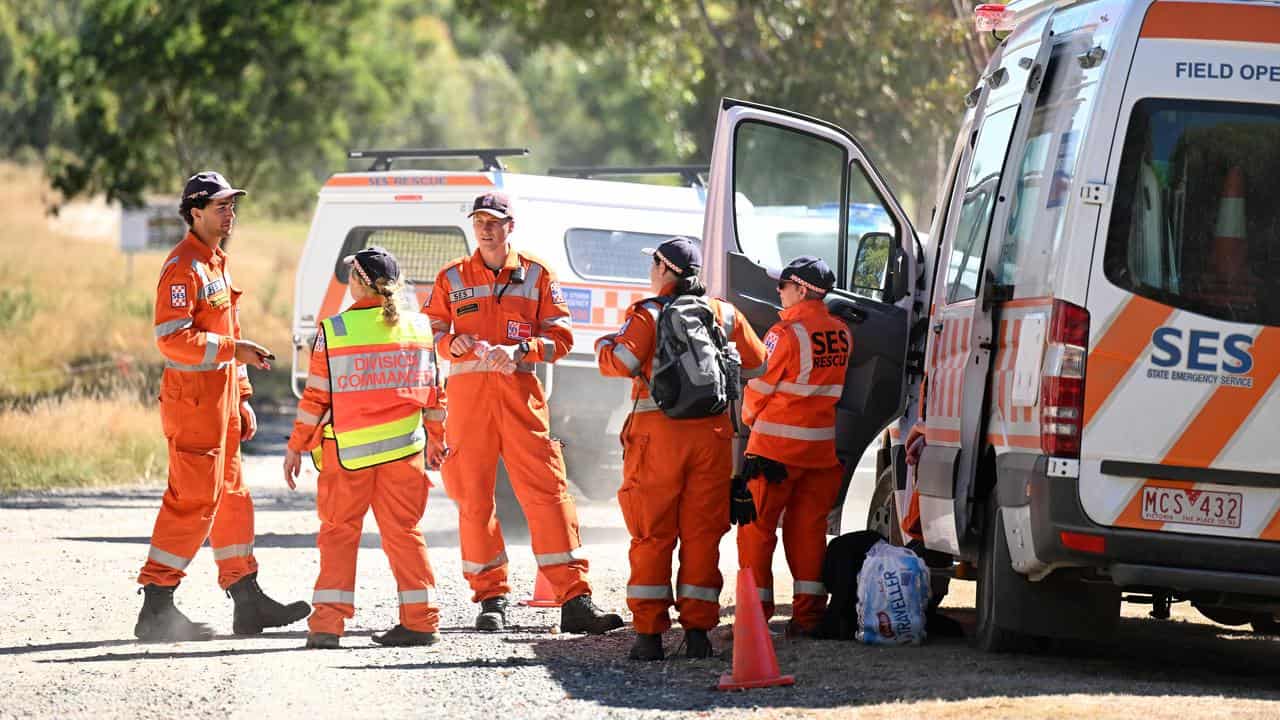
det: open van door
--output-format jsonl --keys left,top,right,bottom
{"left": 701, "top": 98, "right": 920, "bottom": 527}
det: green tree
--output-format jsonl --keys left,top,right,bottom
{"left": 38, "top": 0, "right": 407, "bottom": 211}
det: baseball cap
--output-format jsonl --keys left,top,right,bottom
{"left": 768, "top": 255, "right": 836, "bottom": 295}
{"left": 468, "top": 192, "right": 513, "bottom": 220}
{"left": 181, "top": 171, "right": 246, "bottom": 205}
{"left": 343, "top": 246, "right": 401, "bottom": 285}
{"left": 641, "top": 236, "right": 701, "bottom": 277}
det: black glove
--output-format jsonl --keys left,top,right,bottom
{"left": 742, "top": 454, "right": 788, "bottom": 485}
{"left": 730, "top": 475, "right": 757, "bottom": 526}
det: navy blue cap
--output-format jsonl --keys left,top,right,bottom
{"left": 468, "top": 191, "right": 513, "bottom": 219}
{"left": 343, "top": 245, "right": 401, "bottom": 285}
{"left": 769, "top": 255, "right": 835, "bottom": 295}
{"left": 181, "top": 170, "right": 246, "bottom": 206}
{"left": 642, "top": 236, "right": 701, "bottom": 277}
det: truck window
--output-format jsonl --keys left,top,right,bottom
{"left": 334, "top": 226, "right": 467, "bottom": 284}
{"left": 565, "top": 228, "right": 697, "bottom": 284}
{"left": 947, "top": 107, "right": 1017, "bottom": 303}
{"left": 1105, "top": 99, "right": 1280, "bottom": 326}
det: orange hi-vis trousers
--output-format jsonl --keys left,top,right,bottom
{"left": 736, "top": 462, "right": 844, "bottom": 630}
{"left": 618, "top": 409, "right": 734, "bottom": 634}
{"left": 139, "top": 365, "right": 257, "bottom": 590}
{"left": 440, "top": 371, "right": 590, "bottom": 604}
{"left": 309, "top": 440, "right": 440, "bottom": 635}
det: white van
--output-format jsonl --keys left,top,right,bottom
{"left": 699, "top": 0, "right": 1280, "bottom": 649}
{"left": 291, "top": 149, "right": 707, "bottom": 498}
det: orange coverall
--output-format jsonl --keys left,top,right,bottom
{"left": 424, "top": 248, "right": 588, "bottom": 603}
{"left": 595, "top": 286, "right": 766, "bottom": 634}
{"left": 286, "top": 297, "right": 447, "bottom": 636}
{"left": 140, "top": 232, "right": 257, "bottom": 590}
{"left": 737, "top": 298, "right": 851, "bottom": 630}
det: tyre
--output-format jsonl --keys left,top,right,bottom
{"left": 1193, "top": 604, "right": 1254, "bottom": 627}
{"left": 974, "top": 496, "right": 1034, "bottom": 652}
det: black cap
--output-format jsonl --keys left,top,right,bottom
{"left": 642, "top": 236, "right": 701, "bottom": 277}
{"left": 181, "top": 171, "right": 246, "bottom": 206}
{"left": 343, "top": 246, "right": 401, "bottom": 285}
{"left": 769, "top": 255, "right": 835, "bottom": 295}
{"left": 468, "top": 191, "right": 513, "bottom": 220}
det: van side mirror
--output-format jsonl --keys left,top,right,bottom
{"left": 850, "top": 231, "right": 905, "bottom": 303}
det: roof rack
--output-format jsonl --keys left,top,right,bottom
{"left": 547, "top": 165, "right": 710, "bottom": 188}
{"left": 347, "top": 148, "right": 530, "bottom": 173}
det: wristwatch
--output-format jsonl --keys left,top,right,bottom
{"left": 517, "top": 339, "right": 532, "bottom": 359}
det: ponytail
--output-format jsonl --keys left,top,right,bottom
{"left": 673, "top": 274, "right": 706, "bottom": 297}
{"left": 372, "top": 277, "right": 404, "bottom": 325}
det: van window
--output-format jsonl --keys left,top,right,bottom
{"left": 947, "top": 107, "right": 1017, "bottom": 303}
{"left": 334, "top": 227, "right": 468, "bottom": 284}
{"left": 564, "top": 228, "right": 696, "bottom": 283}
{"left": 1105, "top": 99, "right": 1280, "bottom": 326}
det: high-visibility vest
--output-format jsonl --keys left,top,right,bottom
{"left": 319, "top": 306, "right": 439, "bottom": 471}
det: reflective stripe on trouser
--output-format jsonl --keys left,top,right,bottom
{"left": 440, "top": 372, "right": 590, "bottom": 604}
{"left": 139, "top": 364, "right": 258, "bottom": 590}
{"left": 617, "top": 411, "right": 732, "bottom": 634}
{"left": 736, "top": 462, "right": 844, "bottom": 630}
{"left": 309, "top": 440, "right": 439, "bottom": 636}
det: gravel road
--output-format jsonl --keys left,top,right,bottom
{"left": 3, "top": 440, "right": 1280, "bottom": 719}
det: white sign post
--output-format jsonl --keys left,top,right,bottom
{"left": 120, "top": 202, "right": 187, "bottom": 282}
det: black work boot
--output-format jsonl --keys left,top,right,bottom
{"left": 684, "top": 628, "right": 713, "bottom": 658}
{"left": 134, "top": 584, "right": 215, "bottom": 642}
{"left": 305, "top": 632, "right": 341, "bottom": 649}
{"left": 475, "top": 596, "right": 509, "bottom": 632}
{"left": 373, "top": 624, "right": 442, "bottom": 647}
{"left": 629, "top": 633, "right": 664, "bottom": 661}
{"left": 226, "top": 572, "right": 310, "bottom": 635}
{"left": 560, "top": 594, "right": 624, "bottom": 635}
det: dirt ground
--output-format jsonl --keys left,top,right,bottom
{"left": 3, "top": 435, "right": 1280, "bottom": 720}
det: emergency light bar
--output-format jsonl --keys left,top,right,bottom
{"left": 347, "top": 148, "right": 530, "bottom": 173}
{"left": 547, "top": 165, "right": 711, "bottom": 188}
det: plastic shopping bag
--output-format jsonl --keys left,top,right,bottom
{"left": 855, "top": 540, "right": 931, "bottom": 646}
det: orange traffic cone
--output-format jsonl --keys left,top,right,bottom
{"left": 1200, "top": 165, "right": 1254, "bottom": 307}
{"left": 519, "top": 570, "right": 560, "bottom": 608}
{"left": 718, "top": 567, "right": 795, "bottom": 691}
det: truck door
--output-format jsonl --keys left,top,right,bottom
{"left": 701, "top": 98, "right": 920, "bottom": 480}
{"left": 915, "top": 11, "right": 1054, "bottom": 555}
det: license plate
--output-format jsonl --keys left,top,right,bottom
{"left": 1140, "top": 486, "right": 1242, "bottom": 528}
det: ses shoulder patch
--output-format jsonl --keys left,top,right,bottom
{"left": 549, "top": 280, "right": 565, "bottom": 304}
{"left": 763, "top": 330, "right": 780, "bottom": 357}
{"left": 169, "top": 284, "right": 188, "bottom": 308}
{"left": 313, "top": 330, "right": 326, "bottom": 352}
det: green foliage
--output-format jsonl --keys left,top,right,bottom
{"left": 0, "top": 284, "right": 39, "bottom": 330}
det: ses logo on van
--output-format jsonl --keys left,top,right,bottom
{"left": 1146, "top": 327, "right": 1255, "bottom": 388}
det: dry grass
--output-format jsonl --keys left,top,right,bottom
{"left": 0, "top": 162, "right": 308, "bottom": 490}
{"left": 0, "top": 391, "right": 166, "bottom": 492}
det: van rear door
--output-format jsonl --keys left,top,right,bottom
{"left": 1081, "top": 3, "right": 1280, "bottom": 543}
{"left": 700, "top": 98, "right": 920, "bottom": 472}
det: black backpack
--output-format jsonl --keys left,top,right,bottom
{"left": 647, "top": 294, "right": 740, "bottom": 419}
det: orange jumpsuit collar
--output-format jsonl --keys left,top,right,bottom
{"left": 181, "top": 230, "right": 225, "bottom": 263}
{"left": 471, "top": 245, "right": 521, "bottom": 272}
{"left": 779, "top": 298, "right": 826, "bottom": 322}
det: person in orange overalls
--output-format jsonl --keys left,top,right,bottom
{"left": 136, "top": 171, "right": 309, "bottom": 642}
{"left": 595, "top": 237, "right": 767, "bottom": 661}
{"left": 736, "top": 255, "right": 851, "bottom": 636}
{"left": 283, "top": 246, "right": 449, "bottom": 649}
{"left": 424, "top": 191, "right": 623, "bottom": 635}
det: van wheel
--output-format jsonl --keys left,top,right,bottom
{"left": 1192, "top": 604, "right": 1253, "bottom": 627}
{"left": 974, "top": 496, "right": 1034, "bottom": 653}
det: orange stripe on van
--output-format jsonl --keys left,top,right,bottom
{"left": 1161, "top": 328, "right": 1280, "bottom": 468}
{"left": 1082, "top": 296, "right": 1175, "bottom": 428}
{"left": 1261, "top": 505, "right": 1280, "bottom": 541}
{"left": 1141, "top": 2, "right": 1280, "bottom": 44}
{"left": 323, "top": 174, "right": 495, "bottom": 188}
{"left": 1113, "top": 479, "right": 1193, "bottom": 532}
{"left": 317, "top": 276, "right": 348, "bottom": 321}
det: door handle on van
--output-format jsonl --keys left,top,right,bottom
{"left": 932, "top": 321, "right": 944, "bottom": 334}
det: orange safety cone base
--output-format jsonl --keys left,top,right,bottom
{"left": 519, "top": 571, "right": 561, "bottom": 607}
{"left": 718, "top": 672, "right": 796, "bottom": 691}
{"left": 716, "top": 567, "right": 795, "bottom": 692}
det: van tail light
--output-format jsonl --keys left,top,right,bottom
{"left": 974, "top": 4, "right": 1017, "bottom": 32}
{"left": 1040, "top": 299, "right": 1089, "bottom": 458}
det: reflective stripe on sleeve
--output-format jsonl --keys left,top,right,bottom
{"left": 740, "top": 359, "right": 766, "bottom": 379}
{"left": 776, "top": 381, "right": 843, "bottom": 398}
{"left": 752, "top": 420, "right": 836, "bottom": 441}
{"left": 627, "top": 584, "right": 674, "bottom": 600}
{"left": 433, "top": 331, "right": 447, "bottom": 346}
{"left": 154, "top": 318, "right": 193, "bottom": 338}
{"left": 295, "top": 408, "right": 324, "bottom": 425}
{"left": 461, "top": 550, "right": 508, "bottom": 575}
{"left": 211, "top": 543, "right": 254, "bottom": 561}
{"left": 306, "top": 374, "right": 329, "bottom": 391}
{"left": 611, "top": 344, "right": 642, "bottom": 374}
{"left": 398, "top": 588, "right": 434, "bottom": 605}
{"left": 633, "top": 395, "right": 661, "bottom": 414}
{"left": 147, "top": 546, "right": 192, "bottom": 571}
{"left": 542, "top": 316, "right": 572, "bottom": 330}
{"left": 791, "top": 323, "right": 813, "bottom": 383}
{"left": 677, "top": 584, "right": 720, "bottom": 602}
{"left": 203, "top": 333, "right": 222, "bottom": 365}
{"left": 794, "top": 580, "right": 827, "bottom": 596}
{"left": 535, "top": 548, "right": 583, "bottom": 567}
{"left": 722, "top": 308, "right": 736, "bottom": 339}
{"left": 747, "top": 378, "right": 775, "bottom": 395}
{"left": 313, "top": 589, "right": 355, "bottom": 605}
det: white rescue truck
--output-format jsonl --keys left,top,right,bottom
{"left": 291, "top": 149, "right": 709, "bottom": 499}
{"left": 700, "top": 0, "right": 1280, "bottom": 649}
